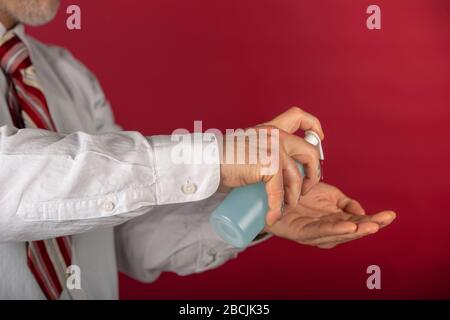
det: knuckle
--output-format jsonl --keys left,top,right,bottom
{"left": 290, "top": 106, "right": 304, "bottom": 115}
{"left": 311, "top": 115, "right": 320, "bottom": 123}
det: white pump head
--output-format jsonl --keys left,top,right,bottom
{"left": 305, "top": 130, "right": 324, "bottom": 160}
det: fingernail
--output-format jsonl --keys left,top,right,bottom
{"left": 388, "top": 211, "right": 397, "bottom": 219}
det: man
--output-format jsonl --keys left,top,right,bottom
{"left": 0, "top": 0, "right": 396, "bottom": 299}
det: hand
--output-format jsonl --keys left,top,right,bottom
{"left": 264, "top": 182, "right": 396, "bottom": 248}
{"left": 219, "top": 107, "right": 324, "bottom": 227}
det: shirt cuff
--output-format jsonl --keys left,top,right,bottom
{"left": 148, "top": 133, "right": 220, "bottom": 205}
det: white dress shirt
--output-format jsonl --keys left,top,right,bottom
{"left": 0, "top": 24, "right": 254, "bottom": 299}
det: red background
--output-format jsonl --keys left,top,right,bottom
{"left": 30, "top": 0, "right": 450, "bottom": 299}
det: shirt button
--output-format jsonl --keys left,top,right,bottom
{"left": 101, "top": 201, "right": 115, "bottom": 212}
{"left": 181, "top": 182, "right": 197, "bottom": 194}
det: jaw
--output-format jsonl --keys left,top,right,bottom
{"left": 0, "top": 0, "right": 60, "bottom": 28}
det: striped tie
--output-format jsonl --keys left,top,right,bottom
{"left": 0, "top": 32, "right": 73, "bottom": 299}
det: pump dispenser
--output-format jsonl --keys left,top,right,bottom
{"left": 210, "top": 131, "right": 324, "bottom": 248}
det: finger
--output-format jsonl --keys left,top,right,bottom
{"left": 300, "top": 220, "right": 358, "bottom": 241}
{"left": 319, "top": 215, "right": 395, "bottom": 249}
{"left": 309, "top": 222, "right": 379, "bottom": 246}
{"left": 264, "top": 107, "right": 325, "bottom": 139}
{"left": 315, "top": 213, "right": 396, "bottom": 248}
{"left": 265, "top": 169, "right": 284, "bottom": 227}
{"left": 282, "top": 133, "right": 321, "bottom": 194}
{"left": 344, "top": 210, "right": 396, "bottom": 228}
{"left": 366, "top": 210, "right": 397, "bottom": 227}
{"left": 338, "top": 198, "right": 366, "bottom": 215}
{"left": 292, "top": 154, "right": 320, "bottom": 195}
{"left": 282, "top": 154, "right": 303, "bottom": 206}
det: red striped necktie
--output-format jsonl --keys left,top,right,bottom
{"left": 0, "top": 31, "right": 73, "bottom": 299}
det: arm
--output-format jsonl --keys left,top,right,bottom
{"left": 0, "top": 125, "right": 219, "bottom": 242}
{"left": 0, "top": 46, "right": 222, "bottom": 242}
{"left": 114, "top": 192, "right": 244, "bottom": 283}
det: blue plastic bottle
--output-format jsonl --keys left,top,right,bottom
{"left": 210, "top": 131, "right": 323, "bottom": 248}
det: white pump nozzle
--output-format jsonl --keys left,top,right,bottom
{"left": 305, "top": 131, "right": 324, "bottom": 160}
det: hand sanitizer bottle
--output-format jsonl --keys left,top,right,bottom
{"left": 210, "top": 131, "right": 324, "bottom": 248}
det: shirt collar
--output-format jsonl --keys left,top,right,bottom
{"left": 0, "top": 22, "right": 5, "bottom": 38}
{"left": 0, "top": 21, "right": 25, "bottom": 39}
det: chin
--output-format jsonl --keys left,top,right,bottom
{"left": 12, "top": 0, "right": 61, "bottom": 26}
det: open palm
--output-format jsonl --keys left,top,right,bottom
{"left": 265, "top": 183, "right": 396, "bottom": 248}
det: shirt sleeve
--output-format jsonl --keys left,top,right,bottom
{"left": 0, "top": 125, "right": 220, "bottom": 241}
{"left": 114, "top": 192, "right": 244, "bottom": 282}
